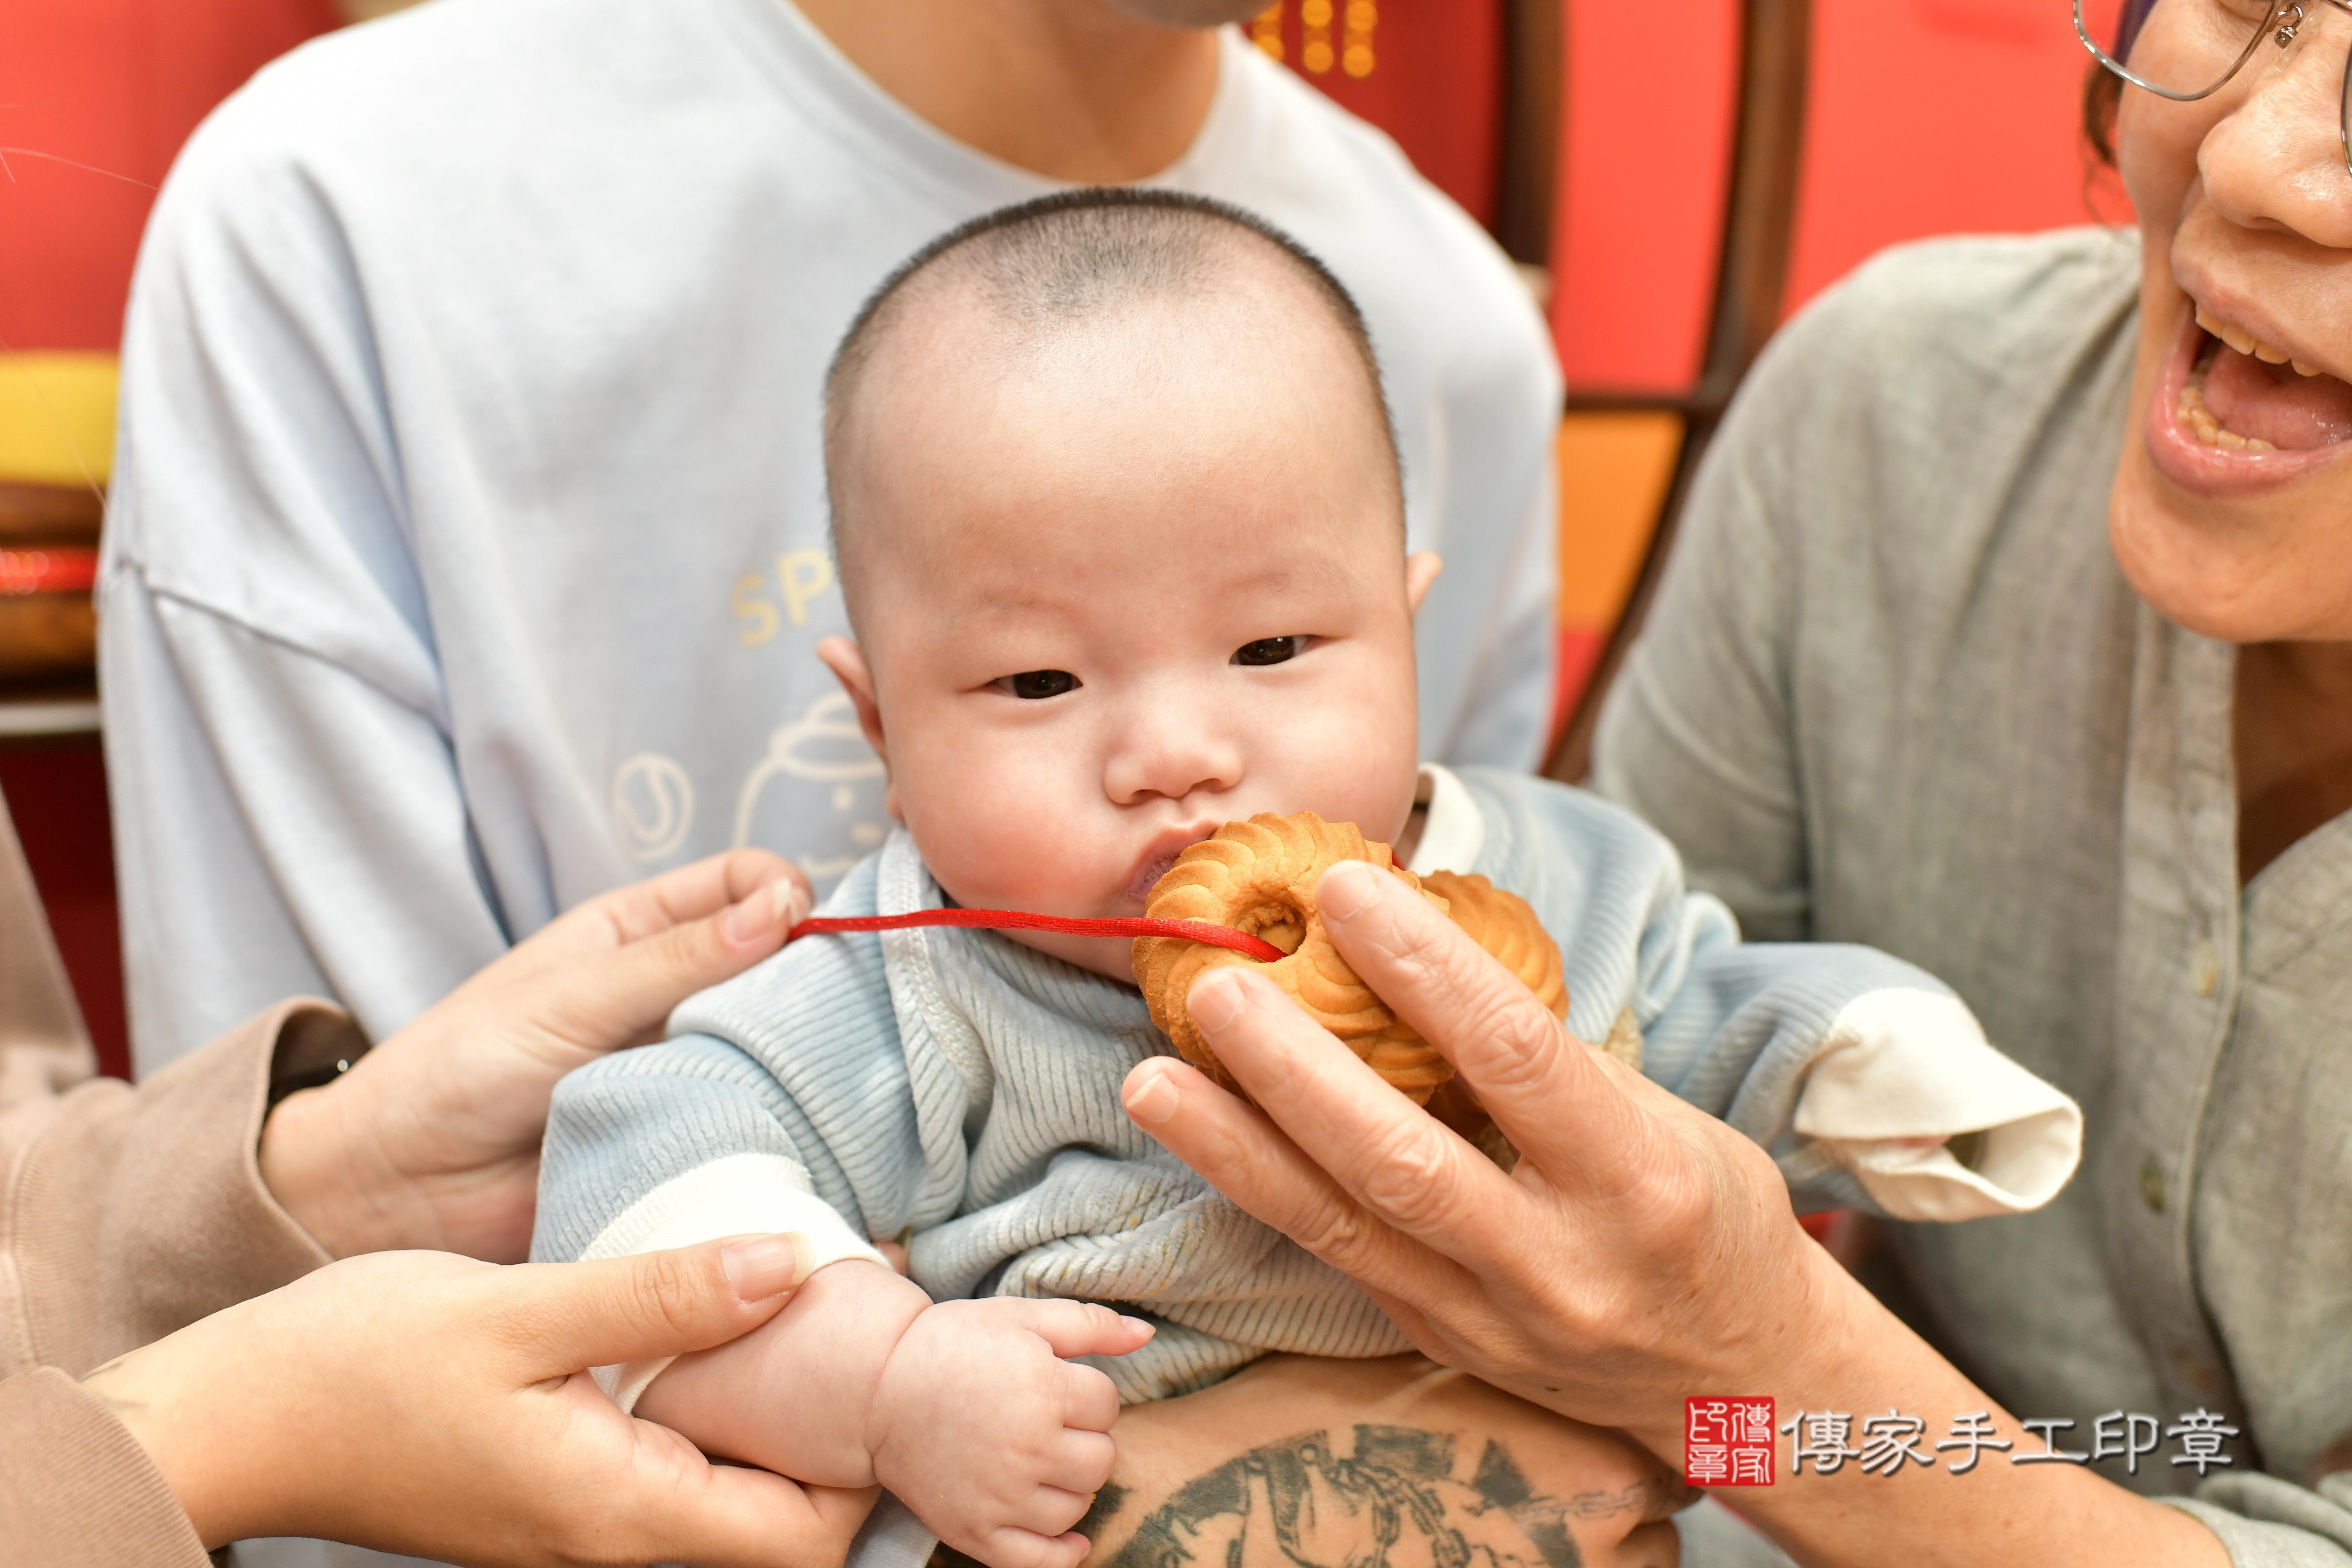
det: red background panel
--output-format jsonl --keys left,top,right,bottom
{"left": 3, "top": 0, "right": 337, "bottom": 1077}
{"left": 0, "top": 744, "right": 126, "bottom": 1076}
{"left": 1784, "top": 0, "right": 2131, "bottom": 316}
{"left": 1549, "top": 0, "right": 1743, "bottom": 392}
{"left": 1249, "top": 0, "right": 1506, "bottom": 230}
{"left": 0, "top": 0, "right": 339, "bottom": 354}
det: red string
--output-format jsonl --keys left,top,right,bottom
{"left": 790, "top": 909, "right": 1285, "bottom": 963}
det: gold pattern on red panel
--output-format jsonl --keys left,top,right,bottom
{"left": 1239, "top": 0, "right": 1494, "bottom": 231}
{"left": 1300, "top": 0, "right": 1335, "bottom": 72}
{"left": 1253, "top": 0, "right": 1376, "bottom": 79}
{"left": 1342, "top": 0, "right": 1377, "bottom": 76}
{"left": 1250, "top": 3, "right": 1285, "bottom": 61}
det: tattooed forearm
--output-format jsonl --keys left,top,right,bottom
{"left": 1098, "top": 1424, "right": 1609, "bottom": 1568}
{"left": 1562, "top": 1479, "right": 1680, "bottom": 1522}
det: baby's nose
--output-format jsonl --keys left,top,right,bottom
{"left": 1102, "top": 714, "right": 1244, "bottom": 805}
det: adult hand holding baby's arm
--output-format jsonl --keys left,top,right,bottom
{"left": 80, "top": 1234, "right": 874, "bottom": 1566}
{"left": 639, "top": 1258, "right": 1153, "bottom": 1568}
{"left": 261, "top": 849, "right": 811, "bottom": 1262}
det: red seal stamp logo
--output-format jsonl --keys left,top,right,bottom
{"left": 1686, "top": 1397, "right": 1775, "bottom": 1486}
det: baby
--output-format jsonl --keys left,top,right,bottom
{"left": 533, "top": 191, "right": 2083, "bottom": 1568}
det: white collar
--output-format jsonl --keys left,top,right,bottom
{"left": 1405, "top": 763, "right": 1485, "bottom": 876}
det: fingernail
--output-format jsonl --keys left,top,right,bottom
{"left": 1318, "top": 859, "right": 1377, "bottom": 920}
{"left": 723, "top": 878, "right": 806, "bottom": 944}
{"left": 1187, "top": 967, "right": 1246, "bottom": 1035}
{"left": 721, "top": 1234, "right": 808, "bottom": 1301}
{"left": 1121, "top": 1315, "right": 1156, "bottom": 1339}
{"left": 1124, "top": 1065, "right": 1181, "bottom": 1126}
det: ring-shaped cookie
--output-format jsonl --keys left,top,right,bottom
{"left": 1131, "top": 811, "right": 1568, "bottom": 1111}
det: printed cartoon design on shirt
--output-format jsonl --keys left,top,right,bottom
{"left": 733, "top": 690, "right": 888, "bottom": 881}
{"left": 611, "top": 752, "right": 696, "bottom": 864}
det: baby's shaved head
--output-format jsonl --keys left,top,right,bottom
{"left": 823, "top": 189, "right": 1401, "bottom": 621}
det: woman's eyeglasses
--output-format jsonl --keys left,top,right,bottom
{"left": 2075, "top": 0, "right": 2352, "bottom": 175}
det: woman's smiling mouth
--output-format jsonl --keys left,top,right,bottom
{"left": 2150, "top": 296, "right": 2352, "bottom": 495}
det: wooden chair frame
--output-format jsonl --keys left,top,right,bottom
{"left": 1542, "top": 0, "right": 1813, "bottom": 780}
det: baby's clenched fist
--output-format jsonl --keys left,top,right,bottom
{"left": 633, "top": 1259, "right": 1150, "bottom": 1568}
{"left": 869, "top": 1298, "right": 1152, "bottom": 1568}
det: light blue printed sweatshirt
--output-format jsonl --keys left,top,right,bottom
{"left": 534, "top": 765, "right": 2081, "bottom": 1407}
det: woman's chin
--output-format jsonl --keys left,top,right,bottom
{"left": 2109, "top": 455, "right": 2352, "bottom": 643}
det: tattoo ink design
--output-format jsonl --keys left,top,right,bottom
{"left": 1078, "top": 1483, "right": 1131, "bottom": 1540}
{"left": 1103, "top": 1425, "right": 1602, "bottom": 1568}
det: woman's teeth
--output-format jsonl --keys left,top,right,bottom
{"left": 2179, "top": 299, "right": 2352, "bottom": 452}
{"left": 2194, "top": 304, "right": 2319, "bottom": 377}
{"left": 2177, "top": 379, "right": 2275, "bottom": 452}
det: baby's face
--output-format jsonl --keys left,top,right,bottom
{"left": 824, "top": 282, "right": 1424, "bottom": 980}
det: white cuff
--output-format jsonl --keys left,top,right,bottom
{"left": 1793, "top": 989, "right": 2082, "bottom": 1222}
{"left": 577, "top": 1153, "right": 890, "bottom": 1412}
{"left": 1406, "top": 762, "right": 1486, "bottom": 876}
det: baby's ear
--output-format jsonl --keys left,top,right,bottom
{"left": 1405, "top": 551, "right": 1444, "bottom": 615}
{"left": 817, "top": 636, "right": 888, "bottom": 765}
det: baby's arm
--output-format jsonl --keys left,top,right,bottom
{"left": 1635, "top": 923, "right": 2084, "bottom": 1219}
{"left": 530, "top": 901, "right": 1154, "bottom": 1565}
{"left": 1492, "top": 775, "right": 2082, "bottom": 1220}
{"left": 638, "top": 1260, "right": 1152, "bottom": 1568}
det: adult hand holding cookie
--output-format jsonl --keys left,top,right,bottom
{"left": 1122, "top": 857, "right": 2227, "bottom": 1568}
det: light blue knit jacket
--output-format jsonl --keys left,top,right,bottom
{"left": 535, "top": 767, "right": 2007, "bottom": 1400}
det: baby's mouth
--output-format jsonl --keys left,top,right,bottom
{"left": 1125, "top": 852, "right": 1184, "bottom": 910}
{"left": 1124, "top": 830, "right": 1214, "bottom": 909}
{"left": 2177, "top": 302, "right": 2352, "bottom": 452}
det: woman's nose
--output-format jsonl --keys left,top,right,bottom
{"left": 2200, "top": 23, "right": 2352, "bottom": 246}
{"left": 1102, "top": 704, "right": 1243, "bottom": 808}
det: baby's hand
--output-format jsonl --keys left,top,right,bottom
{"left": 868, "top": 1299, "right": 1152, "bottom": 1568}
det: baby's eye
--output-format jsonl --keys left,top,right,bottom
{"left": 996, "top": 669, "right": 1079, "bottom": 699}
{"left": 1232, "top": 636, "right": 1306, "bottom": 667}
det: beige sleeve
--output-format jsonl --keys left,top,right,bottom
{"left": 0, "top": 1003, "right": 350, "bottom": 1380}
{"left": 0, "top": 772, "right": 98, "bottom": 1104}
{"left": 0, "top": 1367, "right": 209, "bottom": 1568}
{"left": 1, "top": 777, "right": 347, "bottom": 1378}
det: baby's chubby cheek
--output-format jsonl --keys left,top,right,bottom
{"left": 1241, "top": 713, "right": 1421, "bottom": 843}
{"left": 893, "top": 743, "right": 1125, "bottom": 915}
{"left": 1241, "top": 642, "right": 1423, "bottom": 821}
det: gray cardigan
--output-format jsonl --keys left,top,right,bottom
{"left": 1596, "top": 226, "right": 2352, "bottom": 1563}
